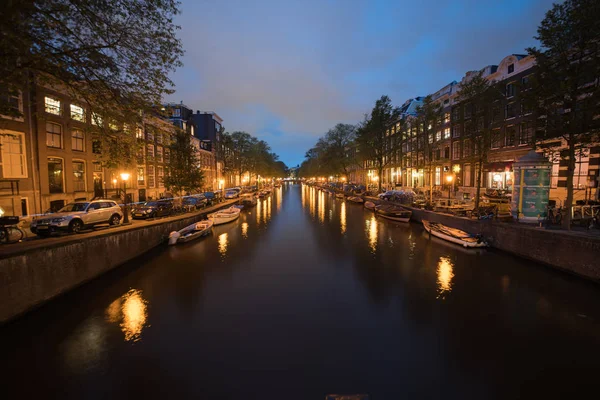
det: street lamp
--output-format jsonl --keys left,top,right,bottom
{"left": 446, "top": 175, "right": 453, "bottom": 200}
{"left": 120, "top": 172, "right": 130, "bottom": 223}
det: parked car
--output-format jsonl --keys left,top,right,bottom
{"left": 204, "top": 192, "right": 218, "bottom": 206}
{"left": 182, "top": 195, "right": 208, "bottom": 211}
{"left": 131, "top": 200, "right": 174, "bottom": 219}
{"left": 30, "top": 200, "right": 123, "bottom": 236}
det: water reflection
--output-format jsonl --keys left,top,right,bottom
{"left": 256, "top": 197, "right": 262, "bottom": 225}
{"left": 241, "top": 222, "right": 249, "bottom": 238}
{"left": 340, "top": 201, "right": 346, "bottom": 234}
{"left": 436, "top": 257, "right": 454, "bottom": 299}
{"left": 276, "top": 187, "right": 282, "bottom": 212}
{"left": 366, "top": 215, "right": 378, "bottom": 253}
{"left": 218, "top": 233, "right": 228, "bottom": 255}
{"left": 105, "top": 289, "right": 148, "bottom": 342}
{"left": 318, "top": 191, "right": 325, "bottom": 223}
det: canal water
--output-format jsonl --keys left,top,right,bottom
{"left": 1, "top": 184, "right": 599, "bottom": 399}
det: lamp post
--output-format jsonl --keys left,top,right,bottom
{"left": 120, "top": 172, "right": 130, "bottom": 224}
{"left": 446, "top": 175, "right": 454, "bottom": 200}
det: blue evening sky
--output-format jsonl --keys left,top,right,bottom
{"left": 166, "top": 0, "right": 555, "bottom": 167}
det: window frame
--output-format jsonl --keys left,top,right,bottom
{"left": 46, "top": 122, "right": 63, "bottom": 148}
{"left": 71, "top": 129, "right": 85, "bottom": 152}
{"left": 72, "top": 160, "right": 86, "bottom": 192}
{"left": 48, "top": 157, "right": 65, "bottom": 194}
{"left": 44, "top": 96, "right": 61, "bottom": 115}
{"left": 0, "top": 131, "right": 28, "bottom": 178}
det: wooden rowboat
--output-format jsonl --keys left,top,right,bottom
{"left": 208, "top": 206, "right": 241, "bottom": 225}
{"left": 168, "top": 219, "right": 214, "bottom": 245}
{"left": 347, "top": 196, "right": 364, "bottom": 204}
{"left": 364, "top": 201, "right": 377, "bottom": 211}
{"left": 422, "top": 220, "right": 487, "bottom": 248}
{"left": 375, "top": 205, "right": 412, "bottom": 222}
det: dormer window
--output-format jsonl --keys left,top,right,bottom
{"left": 508, "top": 64, "right": 515, "bottom": 74}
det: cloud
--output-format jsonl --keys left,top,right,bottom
{"left": 166, "top": 0, "right": 555, "bottom": 166}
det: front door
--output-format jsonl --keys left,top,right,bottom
{"left": 93, "top": 173, "right": 104, "bottom": 198}
{"left": 85, "top": 203, "right": 104, "bottom": 223}
{"left": 139, "top": 189, "right": 146, "bottom": 202}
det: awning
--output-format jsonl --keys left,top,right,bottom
{"left": 484, "top": 162, "right": 513, "bottom": 172}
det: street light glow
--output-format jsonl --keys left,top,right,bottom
{"left": 120, "top": 172, "right": 130, "bottom": 181}
{"left": 446, "top": 175, "right": 453, "bottom": 183}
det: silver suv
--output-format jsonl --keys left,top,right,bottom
{"left": 31, "top": 199, "right": 123, "bottom": 236}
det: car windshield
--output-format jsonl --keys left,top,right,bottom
{"left": 58, "top": 203, "right": 89, "bottom": 212}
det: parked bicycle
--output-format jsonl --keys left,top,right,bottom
{"left": 545, "top": 205, "right": 564, "bottom": 226}
{"left": 0, "top": 216, "right": 25, "bottom": 244}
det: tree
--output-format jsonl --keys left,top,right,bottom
{"left": 0, "top": 0, "right": 183, "bottom": 166}
{"left": 415, "top": 96, "right": 443, "bottom": 202}
{"left": 456, "top": 72, "right": 505, "bottom": 211}
{"left": 355, "top": 95, "right": 402, "bottom": 192}
{"left": 164, "top": 130, "right": 204, "bottom": 197}
{"left": 321, "top": 123, "right": 358, "bottom": 180}
{"left": 527, "top": 0, "right": 600, "bottom": 229}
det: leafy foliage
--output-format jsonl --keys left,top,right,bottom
{"left": 164, "top": 129, "right": 204, "bottom": 196}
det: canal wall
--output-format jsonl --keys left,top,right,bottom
{"left": 0, "top": 202, "right": 236, "bottom": 324}
{"left": 405, "top": 206, "right": 600, "bottom": 282}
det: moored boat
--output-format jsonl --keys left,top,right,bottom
{"left": 422, "top": 220, "right": 487, "bottom": 248}
{"left": 240, "top": 194, "right": 257, "bottom": 207}
{"left": 364, "top": 201, "right": 377, "bottom": 211}
{"left": 347, "top": 196, "right": 364, "bottom": 204}
{"left": 335, "top": 193, "right": 345, "bottom": 199}
{"left": 375, "top": 204, "right": 412, "bottom": 222}
{"left": 208, "top": 206, "right": 241, "bottom": 225}
{"left": 168, "top": 219, "right": 214, "bottom": 245}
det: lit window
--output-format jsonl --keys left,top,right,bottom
{"left": 91, "top": 112, "right": 103, "bottom": 126}
{"left": 435, "top": 131, "right": 441, "bottom": 141}
{"left": 70, "top": 104, "right": 85, "bottom": 121}
{"left": 72, "top": 129, "right": 84, "bottom": 151}
{"left": 444, "top": 113, "right": 450, "bottom": 123}
{"left": 435, "top": 167, "right": 441, "bottom": 185}
{"left": 157, "top": 166, "right": 164, "bottom": 187}
{"left": 147, "top": 167, "right": 155, "bottom": 188}
{"left": 136, "top": 127, "right": 144, "bottom": 139}
{"left": 44, "top": 96, "right": 61, "bottom": 115}
{"left": 46, "top": 122, "right": 62, "bottom": 148}
{"left": 443, "top": 128, "right": 450, "bottom": 139}
{"left": 452, "top": 141, "right": 460, "bottom": 160}
{"left": 0, "top": 132, "right": 27, "bottom": 178}
{"left": 137, "top": 167, "right": 145, "bottom": 185}
{"left": 156, "top": 146, "right": 163, "bottom": 162}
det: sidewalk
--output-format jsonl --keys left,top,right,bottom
{"left": 0, "top": 199, "right": 238, "bottom": 258}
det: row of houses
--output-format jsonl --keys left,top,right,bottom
{"left": 0, "top": 82, "right": 233, "bottom": 218}
{"left": 349, "top": 53, "right": 600, "bottom": 204}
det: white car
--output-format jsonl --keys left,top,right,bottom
{"left": 31, "top": 200, "right": 123, "bottom": 237}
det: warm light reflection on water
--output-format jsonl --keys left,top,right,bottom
{"left": 104, "top": 289, "right": 149, "bottom": 342}
{"left": 366, "top": 215, "right": 378, "bottom": 252}
{"left": 437, "top": 257, "right": 455, "bottom": 298}
{"left": 242, "top": 222, "right": 249, "bottom": 238}
{"left": 218, "top": 233, "right": 228, "bottom": 255}
{"left": 318, "top": 191, "right": 325, "bottom": 223}
{"left": 256, "top": 197, "right": 262, "bottom": 225}
{"left": 266, "top": 196, "right": 271, "bottom": 221}
{"left": 277, "top": 187, "right": 282, "bottom": 212}
{"left": 340, "top": 201, "right": 346, "bottom": 234}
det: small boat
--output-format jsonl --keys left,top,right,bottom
{"left": 232, "top": 204, "right": 244, "bottom": 210}
{"left": 364, "top": 201, "right": 377, "bottom": 211}
{"left": 168, "top": 219, "right": 214, "bottom": 245}
{"left": 208, "top": 206, "right": 241, "bottom": 225}
{"left": 347, "top": 196, "right": 364, "bottom": 204}
{"left": 375, "top": 205, "right": 412, "bottom": 222}
{"left": 335, "top": 193, "right": 345, "bottom": 199}
{"left": 422, "top": 220, "right": 487, "bottom": 248}
{"left": 240, "top": 194, "right": 257, "bottom": 207}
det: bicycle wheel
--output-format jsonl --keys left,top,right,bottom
{"left": 0, "top": 228, "right": 7, "bottom": 243}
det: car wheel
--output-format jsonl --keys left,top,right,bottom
{"left": 150, "top": 212, "right": 157, "bottom": 219}
{"left": 69, "top": 219, "right": 84, "bottom": 233}
{"left": 109, "top": 214, "right": 121, "bottom": 226}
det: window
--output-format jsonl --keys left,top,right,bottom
{"left": 492, "top": 103, "right": 502, "bottom": 122}
{"left": 92, "top": 139, "right": 101, "bottom": 154}
{"left": 157, "top": 166, "right": 164, "bottom": 188}
{"left": 452, "top": 108, "right": 460, "bottom": 121}
{"left": 136, "top": 127, "right": 144, "bottom": 139}
{"left": 0, "top": 89, "right": 21, "bottom": 117}
{"left": 146, "top": 131, "right": 154, "bottom": 142}
{"left": 70, "top": 104, "right": 85, "bottom": 122}
{"left": 508, "top": 64, "right": 514, "bottom": 74}
{"left": 491, "top": 129, "right": 502, "bottom": 149}
{"left": 435, "top": 167, "right": 441, "bottom": 186}
{"left": 73, "top": 161, "right": 85, "bottom": 191}
{"left": 44, "top": 96, "right": 61, "bottom": 115}
{"left": 46, "top": 122, "right": 62, "bottom": 148}
{"left": 444, "top": 146, "right": 450, "bottom": 159}
{"left": 452, "top": 125, "right": 461, "bottom": 138}
{"left": 463, "top": 140, "right": 471, "bottom": 158}
{"left": 444, "top": 113, "right": 450, "bottom": 123}
{"left": 521, "top": 75, "right": 531, "bottom": 90}
{"left": 464, "top": 164, "right": 472, "bottom": 187}
{"left": 443, "top": 128, "right": 450, "bottom": 139}
{"left": 435, "top": 131, "right": 441, "bottom": 142}
{"left": 0, "top": 132, "right": 27, "bottom": 178}
{"left": 93, "top": 162, "right": 102, "bottom": 172}
{"left": 452, "top": 141, "right": 460, "bottom": 160}
{"left": 147, "top": 144, "right": 155, "bottom": 158}
{"left": 574, "top": 149, "right": 590, "bottom": 189}
{"left": 549, "top": 151, "right": 560, "bottom": 188}
{"left": 72, "top": 129, "right": 84, "bottom": 151}
{"left": 137, "top": 167, "right": 145, "bottom": 186}
{"left": 164, "top": 148, "right": 170, "bottom": 163}
{"left": 519, "top": 122, "right": 533, "bottom": 145}
{"left": 147, "top": 167, "right": 155, "bottom": 188}
{"left": 521, "top": 101, "right": 532, "bottom": 115}
{"left": 48, "top": 157, "right": 64, "bottom": 193}
{"left": 173, "top": 108, "right": 181, "bottom": 117}
{"left": 156, "top": 146, "right": 163, "bottom": 162}
{"left": 506, "top": 83, "right": 515, "bottom": 98}
{"left": 505, "top": 126, "right": 516, "bottom": 147}
{"left": 505, "top": 103, "right": 516, "bottom": 119}
{"left": 91, "top": 112, "right": 102, "bottom": 126}
{"left": 464, "top": 104, "right": 472, "bottom": 119}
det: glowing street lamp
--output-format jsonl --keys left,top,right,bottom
{"left": 446, "top": 174, "right": 454, "bottom": 200}
{"left": 120, "top": 172, "right": 130, "bottom": 223}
